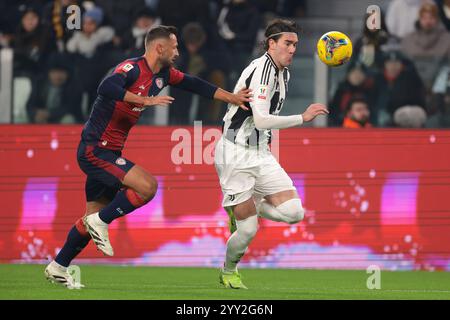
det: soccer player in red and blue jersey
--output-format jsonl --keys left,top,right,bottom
{"left": 44, "top": 25, "right": 252, "bottom": 288}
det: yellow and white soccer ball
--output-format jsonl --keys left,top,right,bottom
{"left": 317, "top": 31, "right": 353, "bottom": 67}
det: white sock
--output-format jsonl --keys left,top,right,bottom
{"left": 224, "top": 215, "right": 258, "bottom": 272}
{"left": 257, "top": 198, "right": 305, "bottom": 224}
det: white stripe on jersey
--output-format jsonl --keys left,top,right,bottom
{"left": 222, "top": 52, "right": 290, "bottom": 147}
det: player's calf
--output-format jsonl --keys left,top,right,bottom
{"left": 224, "top": 214, "right": 258, "bottom": 272}
{"left": 97, "top": 185, "right": 153, "bottom": 225}
{"left": 53, "top": 218, "right": 91, "bottom": 266}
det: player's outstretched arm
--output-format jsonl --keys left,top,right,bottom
{"left": 170, "top": 70, "right": 252, "bottom": 111}
{"left": 253, "top": 105, "right": 303, "bottom": 130}
{"left": 123, "top": 91, "right": 174, "bottom": 107}
{"left": 252, "top": 102, "right": 328, "bottom": 130}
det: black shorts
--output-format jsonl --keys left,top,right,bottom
{"left": 77, "top": 141, "right": 135, "bottom": 202}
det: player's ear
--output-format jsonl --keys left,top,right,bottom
{"left": 268, "top": 38, "right": 276, "bottom": 50}
{"left": 156, "top": 42, "right": 163, "bottom": 55}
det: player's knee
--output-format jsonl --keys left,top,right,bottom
{"left": 288, "top": 207, "right": 305, "bottom": 224}
{"left": 238, "top": 224, "right": 258, "bottom": 240}
{"left": 139, "top": 176, "right": 158, "bottom": 202}
{"left": 279, "top": 199, "right": 304, "bottom": 224}
{"left": 236, "top": 216, "right": 258, "bottom": 240}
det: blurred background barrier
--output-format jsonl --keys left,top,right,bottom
{"left": 1, "top": 125, "right": 449, "bottom": 271}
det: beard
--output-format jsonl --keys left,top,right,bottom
{"left": 161, "top": 55, "right": 177, "bottom": 68}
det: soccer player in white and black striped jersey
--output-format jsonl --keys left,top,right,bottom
{"left": 214, "top": 19, "right": 329, "bottom": 289}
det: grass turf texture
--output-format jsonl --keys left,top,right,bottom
{"left": 1, "top": 264, "right": 450, "bottom": 300}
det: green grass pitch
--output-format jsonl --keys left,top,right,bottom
{"left": 1, "top": 264, "right": 450, "bottom": 300}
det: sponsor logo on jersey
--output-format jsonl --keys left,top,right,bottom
{"left": 132, "top": 107, "right": 145, "bottom": 112}
{"left": 155, "top": 78, "right": 164, "bottom": 89}
{"left": 257, "top": 85, "right": 268, "bottom": 100}
{"left": 121, "top": 63, "right": 134, "bottom": 72}
{"left": 139, "top": 85, "right": 145, "bottom": 90}
{"left": 115, "top": 158, "right": 126, "bottom": 166}
{"left": 102, "top": 140, "right": 108, "bottom": 146}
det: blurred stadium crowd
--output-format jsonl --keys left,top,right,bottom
{"left": 0, "top": 0, "right": 449, "bottom": 128}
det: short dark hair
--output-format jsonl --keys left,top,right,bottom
{"left": 264, "top": 19, "right": 299, "bottom": 50}
{"left": 145, "top": 25, "right": 178, "bottom": 47}
{"left": 346, "top": 96, "right": 369, "bottom": 113}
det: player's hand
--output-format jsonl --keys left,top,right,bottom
{"left": 142, "top": 95, "right": 175, "bottom": 107}
{"left": 230, "top": 88, "right": 253, "bottom": 111}
{"left": 301, "top": 103, "right": 329, "bottom": 122}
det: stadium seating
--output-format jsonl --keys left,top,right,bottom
{"left": 12, "top": 77, "right": 32, "bottom": 123}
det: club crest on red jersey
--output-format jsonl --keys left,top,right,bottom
{"left": 155, "top": 78, "right": 164, "bottom": 89}
{"left": 115, "top": 158, "right": 126, "bottom": 166}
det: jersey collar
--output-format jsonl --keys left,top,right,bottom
{"left": 141, "top": 55, "right": 155, "bottom": 75}
{"left": 264, "top": 52, "right": 289, "bottom": 73}
{"left": 265, "top": 52, "right": 279, "bottom": 72}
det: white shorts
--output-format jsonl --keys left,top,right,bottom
{"left": 214, "top": 137, "right": 296, "bottom": 207}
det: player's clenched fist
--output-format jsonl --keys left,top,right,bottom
{"left": 143, "top": 95, "right": 175, "bottom": 107}
{"left": 301, "top": 103, "right": 329, "bottom": 122}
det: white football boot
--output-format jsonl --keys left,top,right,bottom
{"left": 45, "top": 261, "right": 84, "bottom": 289}
{"left": 83, "top": 213, "right": 114, "bottom": 256}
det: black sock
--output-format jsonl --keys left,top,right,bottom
{"left": 98, "top": 189, "right": 140, "bottom": 224}
{"left": 55, "top": 226, "right": 90, "bottom": 267}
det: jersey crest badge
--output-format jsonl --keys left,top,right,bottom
{"left": 115, "top": 158, "right": 127, "bottom": 166}
{"left": 155, "top": 78, "right": 164, "bottom": 89}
